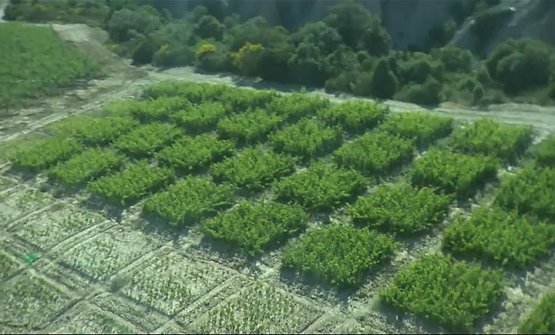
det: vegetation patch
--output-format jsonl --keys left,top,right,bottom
{"left": 0, "top": 22, "right": 96, "bottom": 108}
{"left": 270, "top": 118, "right": 343, "bottom": 161}
{"left": 443, "top": 206, "right": 555, "bottom": 268}
{"left": 170, "top": 102, "right": 227, "bottom": 134}
{"left": 380, "top": 254, "right": 505, "bottom": 332}
{"left": 202, "top": 200, "right": 309, "bottom": 256}
{"left": 0, "top": 251, "right": 22, "bottom": 282}
{"left": 214, "top": 87, "right": 277, "bottom": 113}
{"left": 266, "top": 93, "right": 329, "bottom": 122}
{"left": 494, "top": 166, "right": 555, "bottom": 220}
{"left": 317, "top": 100, "right": 388, "bottom": 133}
{"left": 129, "top": 96, "right": 191, "bottom": 122}
{"left": 48, "top": 148, "right": 125, "bottom": 186}
{"left": 88, "top": 161, "right": 174, "bottom": 207}
{"left": 210, "top": 147, "right": 296, "bottom": 192}
{"left": 0, "top": 188, "right": 54, "bottom": 226}
{"left": 217, "top": 108, "right": 284, "bottom": 145}
{"left": 274, "top": 162, "right": 368, "bottom": 212}
{"left": 449, "top": 118, "right": 533, "bottom": 161}
{"left": 333, "top": 131, "right": 415, "bottom": 176}
{"left": 518, "top": 291, "right": 555, "bottom": 334}
{"left": 143, "top": 81, "right": 228, "bottom": 104}
{"left": 10, "top": 136, "right": 83, "bottom": 171}
{"left": 156, "top": 134, "right": 235, "bottom": 173}
{"left": 379, "top": 112, "right": 453, "bottom": 147}
{"left": 121, "top": 251, "right": 233, "bottom": 316}
{"left": 52, "top": 304, "right": 137, "bottom": 334}
{"left": 46, "top": 115, "right": 139, "bottom": 146}
{"left": 282, "top": 223, "right": 397, "bottom": 288}
{"left": 533, "top": 135, "right": 555, "bottom": 167}
{"left": 114, "top": 122, "right": 183, "bottom": 158}
{"left": 408, "top": 149, "right": 499, "bottom": 199}
{"left": 348, "top": 183, "right": 452, "bottom": 235}
{"left": 142, "top": 177, "right": 235, "bottom": 227}
{"left": 192, "top": 281, "right": 322, "bottom": 334}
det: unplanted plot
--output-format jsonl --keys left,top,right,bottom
{"left": 380, "top": 254, "right": 505, "bottom": 332}
{"left": 449, "top": 118, "right": 533, "bottom": 161}
{"left": 317, "top": 100, "right": 388, "bottom": 133}
{"left": 442, "top": 206, "right": 555, "bottom": 269}
{"left": 0, "top": 251, "right": 23, "bottom": 282}
{"left": 202, "top": 200, "right": 309, "bottom": 256}
{"left": 13, "top": 204, "right": 106, "bottom": 251}
{"left": 143, "top": 177, "right": 235, "bottom": 227}
{"left": 156, "top": 134, "right": 235, "bottom": 173}
{"left": 10, "top": 136, "right": 83, "bottom": 171}
{"left": 46, "top": 115, "right": 139, "bottom": 146}
{"left": 379, "top": 112, "right": 453, "bottom": 147}
{"left": 88, "top": 161, "right": 175, "bottom": 207}
{"left": 408, "top": 149, "right": 499, "bottom": 199}
{"left": 273, "top": 162, "right": 368, "bottom": 212}
{"left": 217, "top": 108, "right": 284, "bottom": 145}
{"left": 0, "top": 188, "right": 54, "bottom": 227}
{"left": 114, "top": 122, "right": 183, "bottom": 158}
{"left": 282, "top": 223, "right": 397, "bottom": 288}
{"left": 48, "top": 148, "right": 126, "bottom": 186}
{"left": 0, "top": 274, "right": 73, "bottom": 329}
{"left": 0, "top": 176, "right": 16, "bottom": 192}
{"left": 121, "top": 250, "right": 234, "bottom": 316}
{"left": 210, "top": 147, "right": 296, "bottom": 192}
{"left": 495, "top": 166, "right": 555, "bottom": 221}
{"left": 333, "top": 131, "right": 415, "bottom": 176}
{"left": 190, "top": 281, "right": 322, "bottom": 334}
{"left": 52, "top": 303, "right": 138, "bottom": 334}
{"left": 348, "top": 182, "right": 452, "bottom": 235}
{"left": 58, "top": 227, "right": 158, "bottom": 281}
{"left": 270, "top": 118, "right": 343, "bottom": 161}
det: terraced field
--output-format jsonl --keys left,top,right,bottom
{"left": 1, "top": 81, "right": 554, "bottom": 334}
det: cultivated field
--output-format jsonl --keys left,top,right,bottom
{"left": 1, "top": 80, "right": 554, "bottom": 334}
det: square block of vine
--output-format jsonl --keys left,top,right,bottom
{"left": 119, "top": 249, "right": 235, "bottom": 316}
{"left": 50, "top": 303, "right": 139, "bottom": 334}
{"left": 188, "top": 281, "right": 323, "bottom": 334}
{"left": 0, "top": 250, "right": 24, "bottom": 282}
{"left": 11, "top": 203, "right": 107, "bottom": 251}
{"left": 56, "top": 226, "right": 159, "bottom": 282}
{"left": 0, "top": 273, "right": 73, "bottom": 329}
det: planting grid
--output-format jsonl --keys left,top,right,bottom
{"left": 0, "top": 82, "right": 554, "bottom": 334}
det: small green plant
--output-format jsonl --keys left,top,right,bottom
{"left": 24, "top": 251, "right": 41, "bottom": 266}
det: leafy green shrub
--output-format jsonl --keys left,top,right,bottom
{"left": 349, "top": 183, "right": 452, "bottom": 235}
{"left": 11, "top": 137, "right": 83, "bottom": 171}
{"left": 282, "top": 223, "right": 397, "bottom": 288}
{"left": 449, "top": 118, "right": 533, "bottom": 161}
{"left": 202, "top": 200, "right": 309, "bottom": 256}
{"left": 518, "top": 291, "right": 555, "bottom": 334}
{"left": 0, "top": 23, "right": 97, "bottom": 108}
{"left": 217, "top": 109, "right": 284, "bottom": 145}
{"left": 534, "top": 135, "right": 555, "bottom": 167}
{"left": 156, "top": 134, "right": 235, "bottom": 173}
{"left": 210, "top": 147, "right": 296, "bottom": 192}
{"left": 333, "top": 131, "right": 414, "bottom": 176}
{"left": 114, "top": 122, "right": 183, "bottom": 158}
{"left": 370, "top": 58, "right": 398, "bottom": 99}
{"left": 394, "top": 77, "right": 443, "bottom": 105}
{"left": 143, "top": 177, "right": 235, "bottom": 227}
{"left": 379, "top": 112, "right": 453, "bottom": 147}
{"left": 47, "top": 115, "right": 139, "bottom": 146}
{"left": 408, "top": 149, "right": 499, "bottom": 199}
{"left": 270, "top": 119, "right": 343, "bottom": 161}
{"left": 495, "top": 166, "right": 555, "bottom": 220}
{"left": 48, "top": 148, "right": 125, "bottom": 186}
{"left": 443, "top": 206, "right": 555, "bottom": 268}
{"left": 317, "top": 100, "right": 389, "bottom": 133}
{"left": 380, "top": 254, "right": 505, "bottom": 332}
{"left": 265, "top": 93, "right": 330, "bottom": 122}
{"left": 170, "top": 102, "right": 227, "bottom": 134}
{"left": 274, "top": 162, "right": 368, "bottom": 212}
{"left": 130, "top": 96, "right": 192, "bottom": 122}
{"left": 88, "top": 161, "right": 174, "bottom": 207}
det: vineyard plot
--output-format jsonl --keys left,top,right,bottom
{"left": 518, "top": 291, "right": 555, "bottom": 334}
{"left": 113, "top": 123, "right": 183, "bottom": 158}
{"left": 217, "top": 108, "right": 284, "bottom": 145}
{"left": 317, "top": 100, "right": 388, "bottom": 133}
{"left": 10, "top": 136, "right": 83, "bottom": 171}
{"left": 170, "top": 102, "right": 227, "bottom": 134}
{"left": 378, "top": 112, "right": 453, "bottom": 147}
{"left": 51, "top": 303, "right": 138, "bottom": 334}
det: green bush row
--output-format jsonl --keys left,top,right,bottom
{"left": 217, "top": 108, "right": 284, "bottom": 145}
{"left": 114, "top": 122, "right": 183, "bottom": 158}
{"left": 317, "top": 100, "right": 388, "bottom": 134}
{"left": 11, "top": 136, "right": 83, "bottom": 171}
{"left": 170, "top": 102, "right": 227, "bottom": 134}
{"left": 379, "top": 112, "right": 453, "bottom": 147}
